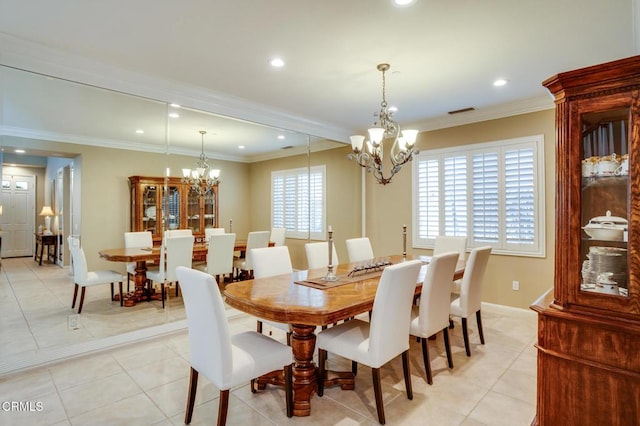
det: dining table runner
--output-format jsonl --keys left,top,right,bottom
{"left": 295, "top": 269, "right": 386, "bottom": 290}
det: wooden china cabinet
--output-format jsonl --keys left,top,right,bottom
{"left": 531, "top": 56, "right": 640, "bottom": 425}
{"left": 128, "top": 176, "right": 218, "bottom": 245}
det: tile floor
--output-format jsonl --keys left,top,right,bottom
{"left": 0, "top": 257, "right": 539, "bottom": 425}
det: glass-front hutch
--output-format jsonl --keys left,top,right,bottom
{"left": 532, "top": 56, "right": 640, "bottom": 425}
{"left": 129, "top": 176, "right": 218, "bottom": 244}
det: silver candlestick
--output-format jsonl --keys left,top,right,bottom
{"left": 229, "top": 219, "right": 233, "bottom": 233}
{"left": 402, "top": 224, "right": 407, "bottom": 259}
{"left": 324, "top": 228, "right": 338, "bottom": 282}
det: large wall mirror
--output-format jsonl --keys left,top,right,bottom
{"left": 0, "top": 65, "right": 360, "bottom": 373}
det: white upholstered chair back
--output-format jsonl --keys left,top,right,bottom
{"left": 433, "top": 236, "right": 467, "bottom": 261}
{"left": 415, "top": 252, "right": 460, "bottom": 336}
{"left": 457, "top": 246, "right": 492, "bottom": 316}
{"left": 368, "top": 259, "right": 422, "bottom": 366}
{"left": 305, "top": 241, "right": 340, "bottom": 270}
{"left": 345, "top": 237, "right": 374, "bottom": 263}
{"left": 270, "top": 227, "right": 286, "bottom": 246}
{"left": 205, "top": 228, "right": 226, "bottom": 238}
{"left": 251, "top": 246, "right": 293, "bottom": 279}
{"left": 206, "top": 233, "right": 236, "bottom": 277}
{"left": 242, "top": 230, "right": 271, "bottom": 271}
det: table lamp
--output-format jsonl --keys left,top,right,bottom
{"left": 39, "top": 206, "right": 54, "bottom": 235}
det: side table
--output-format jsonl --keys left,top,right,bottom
{"left": 34, "top": 233, "right": 58, "bottom": 266}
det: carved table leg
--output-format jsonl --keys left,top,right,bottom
{"left": 290, "top": 324, "right": 317, "bottom": 417}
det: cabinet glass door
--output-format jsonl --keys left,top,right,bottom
{"left": 164, "top": 185, "right": 180, "bottom": 232}
{"left": 580, "top": 107, "right": 630, "bottom": 298}
{"left": 187, "top": 188, "right": 201, "bottom": 232}
{"left": 142, "top": 184, "right": 158, "bottom": 235}
{"left": 203, "top": 190, "right": 216, "bottom": 229}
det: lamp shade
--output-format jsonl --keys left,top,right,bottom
{"left": 39, "top": 206, "right": 54, "bottom": 216}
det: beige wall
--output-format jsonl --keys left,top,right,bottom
{"left": 364, "top": 109, "right": 557, "bottom": 309}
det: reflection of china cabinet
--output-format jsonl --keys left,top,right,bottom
{"left": 128, "top": 176, "right": 218, "bottom": 244}
{"left": 531, "top": 56, "right": 640, "bottom": 425}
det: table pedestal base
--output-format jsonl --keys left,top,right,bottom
{"left": 254, "top": 323, "right": 356, "bottom": 417}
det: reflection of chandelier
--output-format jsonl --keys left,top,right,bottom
{"left": 182, "top": 130, "right": 220, "bottom": 196}
{"left": 348, "top": 63, "right": 419, "bottom": 185}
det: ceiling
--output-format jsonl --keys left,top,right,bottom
{"left": 0, "top": 0, "right": 638, "bottom": 162}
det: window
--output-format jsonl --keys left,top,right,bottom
{"left": 412, "top": 135, "right": 545, "bottom": 257}
{"left": 272, "top": 165, "right": 326, "bottom": 240}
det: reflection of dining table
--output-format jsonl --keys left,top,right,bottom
{"left": 223, "top": 254, "right": 465, "bottom": 417}
{"left": 99, "top": 240, "right": 253, "bottom": 306}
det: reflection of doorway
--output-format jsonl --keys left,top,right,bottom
{"left": 1, "top": 174, "right": 36, "bottom": 257}
{"left": 54, "top": 165, "right": 72, "bottom": 266}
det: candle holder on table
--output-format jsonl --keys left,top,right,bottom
{"left": 324, "top": 229, "right": 338, "bottom": 282}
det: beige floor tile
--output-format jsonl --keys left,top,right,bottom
{"left": 58, "top": 371, "right": 141, "bottom": 418}
{"left": 0, "top": 391, "right": 67, "bottom": 426}
{"left": 125, "top": 355, "right": 190, "bottom": 391}
{"left": 68, "top": 392, "right": 167, "bottom": 426}
{"left": 466, "top": 389, "right": 536, "bottom": 426}
{"left": 49, "top": 353, "right": 124, "bottom": 390}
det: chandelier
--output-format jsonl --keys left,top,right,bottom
{"left": 181, "top": 130, "right": 220, "bottom": 196}
{"left": 348, "top": 63, "right": 419, "bottom": 185}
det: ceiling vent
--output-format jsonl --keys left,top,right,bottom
{"left": 448, "top": 107, "right": 476, "bottom": 115}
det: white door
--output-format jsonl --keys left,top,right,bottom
{"left": 1, "top": 175, "right": 36, "bottom": 257}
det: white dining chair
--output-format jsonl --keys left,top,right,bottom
{"left": 124, "top": 231, "right": 153, "bottom": 291}
{"left": 305, "top": 241, "right": 339, "bottom": 270}
{"left": 433, "top": 235, "right": 467, "bottom": 292}
{"left": 233, "top": 230, "right": 271, "bottom": 280}
{"left": 67, "top": 236, "right": 124, "bottom": 314}
{"left": 204, "top": 227, "right": 226, "bottom": 239}
{"left": 409, "top": 251, "right": 460, "bottom": 384}
{"left": 270, "top": 227, "right": 286, "bottom": 246}
{"left": 147, "top": 234, "right": 194, "bottom": 307}
{"left": 165, "top": 229, "right": 193, "bottom": 237}
{"left": 316, "top": 259, "right": 422, "bottom": 425}
{"left": 176, "top": 266, "right": 293, "bottom": 425}
{"left": 250, "top": 246, "right": 293, "bottom": 345}
{"left": 450, "top": 246, "right": 492, "bottom": 357}
{"left": 198, "top": 233, "right": 236, "bottom": 288}
{"left": 345, "top": 237, "right": 374, "bottom": 263}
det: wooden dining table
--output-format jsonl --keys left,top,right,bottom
{"left": 99, "top": 240, "right": 253, "bottom": 306}
{"left": 223, "top": 254, "right": 465, "bottom": 417}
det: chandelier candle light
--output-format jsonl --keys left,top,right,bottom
{"left": 324, "top": 225, "right": 338, "bottom": 282}
{"left": 348, "top": 63, "right": 419, "bottom": 185}
{"left": 182, "top": 130, "right": 220, "bottom": 196}
{"left": 403, "top": 224, "right": 407, "bottom": 259}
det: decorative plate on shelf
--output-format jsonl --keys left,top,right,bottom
{"left": 145, "top": 206, "right": 156, "bottom": 219}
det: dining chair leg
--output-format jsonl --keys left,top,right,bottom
{"left": 402, "top": 350, "right": 413, "bottom": 400}
{"left": 78, "top": 287, "right": 86, "bottom": 314}
{"left": 462, "top": 317, "right": 471, "bottom": 357}
{"left": 443, "top": 327, "right": 454, "bottom": 369}
{"left": 421, "top": 337, "right": 433, "bottom": 385}
{"left": 110, "top": 282, "right": 115, "bottom": 301}
{"left": 184, "top": 367, "right": 198, "bottom": 425}
{"left": 352, "top": 361, "right": 358, "bottom": 376}
{"left": 175, "top": 282, "right": 180, "bottom": 297}
{"left": 284, "top": 364, "right": 293, "bottom": 418}
{"left": 476, "top": 310, "right": 485, "bottom": 345}
{"left": 217, "top": 389, "right": 230, "bottom": 426}
{"left": 317, "top": 349, "right": 327, "bottom": 396}
{"left": 72, "top": 283, "right": 79, "bottom": 308}
{"left": 119, "top": 282, "right": 123, "bottom": 307}
{"left": 161, "top": 283, "right": 165, "bottom": 309}
{"left": 372, "top": 367, "right": 385, "bottom": 425}
{"left": 256, "top": 320, "right": 263, "bottom": 334}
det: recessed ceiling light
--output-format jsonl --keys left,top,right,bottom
{"left": 494, "top": 78, "right": 508, "bottom": 87}
{"left": 392, "top": 0, "right": 417, "bottom": 7}
{"left": 14, "top": 149, "right": 26, "bottom": 154}
{"left": 169, "top": 112, "right": 180, "bottom": 118}
{"left": 238, "top": 145, "right": 245, "bottom": 150}
{"left": 270, "top": 58, "right": 285, "bottom": 68}
{"left": 277, "top": 135, "right": 285, "bottom": 140}
{"left": 135, "top": 129, "right": 144, "bottom": 134}
{"left": 170, "top": 103, "right": 181, "bottom": 108}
